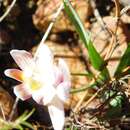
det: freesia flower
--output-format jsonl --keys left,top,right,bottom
{"left": 4, "top": 44, "right": 71, "bottom": 130}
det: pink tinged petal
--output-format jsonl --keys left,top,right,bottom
{"left": 58, "top": 59, "right": 70, "bottom": 82}
{"left": 56, "top": 82, "right": 71, "bottom": 102}
{"left": 13, "top": 84, "right": 32, "bottom": 100}
{"left": 4, "top": 69, "right": 24, "bottom": 82}
{"left": 34, "top": 44, "right": 55, "bottom": 83}
{"left": 48, "top": 98, "right": 65, "bottom": 130}
{"left": 53, "top": 66, "right": 63, "bottom": 87}
{"left": 10, "top": 50, "right": 34, "bottom": 71}
{"left": 32, "top": 85, "right": 56, "bottom": 105}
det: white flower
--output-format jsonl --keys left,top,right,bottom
{"left": 4, "top": 44, "right": 71, "bottom": 130}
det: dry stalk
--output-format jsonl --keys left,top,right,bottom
{"left": 35, "top": 3, "right": 63, "bottom": 58}
{"left": 8, "top": 97, "right": 19, "bottom": 121}
{"left": 0, "top": 0, "right": 17, "bottom": 22}
{"left": 104, "top": 0, "right": 120, "bottom": 60}
{"left": 73, "top": 90, "right": 88, "bottom": 113}
{"left": 0, "top": 104, "right": 6, "bottom": 120}
{"left": 80, "top": 83, "right": 109, "bottom": 110}
{"left": 90, "top": 0, "right": 112, "bottom": 38}
{"left": 73, "top": 79, "right": 95, "bottom": 113}
{"left": 120, "top": 5, "right": 130, "bottom": 16}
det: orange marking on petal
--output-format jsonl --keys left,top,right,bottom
{"left": 5, "top": 69, "right": 24, "bottom": 82}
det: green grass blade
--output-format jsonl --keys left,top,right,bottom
{"left": 21, "top": 121, "right": 33, "bottom": 129}
{"left": 87, "top": 40, "right": 106, "bottom": 70}
{"left": 63, "top": 0, "right": 106, "bottom": 71}
{"left": 71, "top": 68, "right": 109, "bottom": 93}
{"left": 114, "top": 44, "right": 130, "bottom": 77}
{"left": 63, "top": 0, "right": 90, "bottom": 47}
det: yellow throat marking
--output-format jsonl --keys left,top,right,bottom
{"left": 23, "top": 74, "right": 42, "bottom": 91}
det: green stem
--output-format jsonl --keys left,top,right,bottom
{"left": 70, "top": 83, "right": 97, "bottom": 93}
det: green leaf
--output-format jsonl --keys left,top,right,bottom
{"left": 63, "top": 0, "right": 107, "bottom": 71}
{"left": 66, "top": 128, "right": 71, "bottom": 130}
{"left": 21, "top": 121, "right": 33, "bottom": 129}
{"left": 96, "top": 68, "right": 110, "bottom": 85}
{"left": 114, "top": 43, "right": 130, "bottom": 77}
{"left": 15, "top": 125, "right": 23, "bottom": 130}
{"left": 63, "top": 0, "right": 90, "bottom": 47}
{"left": 104, "top": 91, "right": 124, "bottom": 119}
{"left": 70, "top": 69, "right": 109, "bottom": 93}
{"left": 87, "top": 40, "right": 105, "bottom": 70}
{"left": 0, "top": 109, "right": 35, "bottom": 130}
{"left": 70, "top": 82, "right": 97, "bottom": 93}
{"left": 110, "top": 94, "right": 123, "bottom": 107}
{"left": 22, "top": 108, "right": 35, "bottom": 121}
{"left": 66, "top": 128, "right": 78, "bottom": 130}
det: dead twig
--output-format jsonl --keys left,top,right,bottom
{"left": 79, "top": 81, "right": 113, "bottom": 112}
{"left": 73, "top": 90, "right": 88, "bottom": 113}
{"left": 73, "top": 79, "right": 96, "bottom": 113}
{"left": 35, "top": 3, "right": 63, "bottom": 57}
{"left": 8, "top": 97, "right": 19, "bottom": 121}
{"left": 0, "top": 0, "right": 3, "bottom": 8}
{"left": 120, "top": 5, "right": 130, "bottom": 16}
{"left": 0, "top": 104, "right": 6, "bottom": 120}
{"left": 105, "top": 0, "right": 120, "bottom": 60}
{"left": 0, "top": 0, "right": 17, "bottom": 22}
{"left": 90, "top": 0, "right": 112, "bottom": 38}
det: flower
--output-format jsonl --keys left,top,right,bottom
{"left": 4, "top": 44, "right": 71, "bottom": 130}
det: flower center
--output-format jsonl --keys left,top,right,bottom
{"left": 23, "top": 73, "right": 42, "bottom": 91}
{"left": 27, "top": 77, "right": 42, "bottom": 91}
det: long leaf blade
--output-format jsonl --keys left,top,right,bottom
{"left": 63, "top": 0, "right": 106, "bottom": 71}
{"left": 114, "top": 44, "right": 130, "bottom": 77}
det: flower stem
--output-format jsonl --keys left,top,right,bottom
{"left": 9, "top": 97, "right": 19, "bottom": 121}
{"left": 0, "top": 0, "right": 17, "bottom": 22}
{"left": 34, "top": 3, "right": 63, "bottom": 58}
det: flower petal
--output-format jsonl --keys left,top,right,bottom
{"left": 34, "top": 44, "right": 53, "bottom": 71}
{"left": 34, "top": 44, "right": 53, "bottom": 66}
{"left": 58, "top": 59, "right": 70, "bottom": 82}
{"left": 13, "top": 84, "right": 32, "bottom": 100}
{"left": 48, "top": 98, "right": 65, "bottom": 130}
{"left": 32, "top": 85, "right": 56, "bottom": 105}
{"left": 10, "top": 50, "right": 34, "bottom": 71}
{"left": 31, "top": 88, "right": 44, "bottom": 105}
{"left": 53, "top": 66, "right": 63, "bottom": 87}
{"left": 4, "top": 69, "right": 24, "bottom": 82}
{"left": 57, "top": 82, "right": 71, "bottom": 102}
{"left": 34, "top": 44, "right": 55, "bottom": 84}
